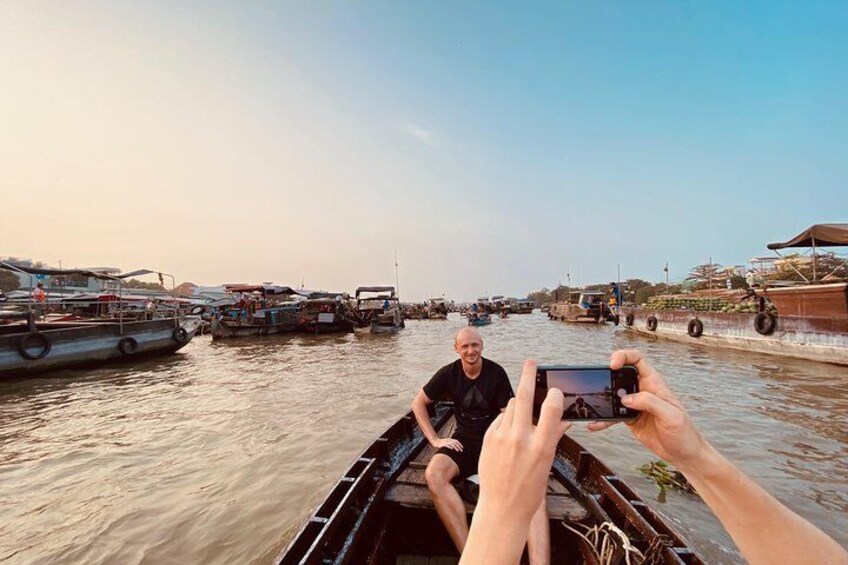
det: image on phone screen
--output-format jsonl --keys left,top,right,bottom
{"left": 533, "top": 366, "right": 639, "bottom": 421}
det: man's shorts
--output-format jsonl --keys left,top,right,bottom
{"left": 436, "top": 434, "right": 483, "bottom": 480}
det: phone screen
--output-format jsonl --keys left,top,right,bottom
{"left": 533, "top": 365, "right": 640, "bottom": 421}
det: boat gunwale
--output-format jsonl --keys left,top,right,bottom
{"left": 276, "top": 403, "right": 703, "bottom": 564}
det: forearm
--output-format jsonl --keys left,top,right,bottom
{"left": 411, "top": 400, "right": 439, "bottom": 444}
{"left": 682, "top": 443, "right": 847, "bottom": 565}
{"left": 461, "top": 499, "right": 528, "bottom": 565}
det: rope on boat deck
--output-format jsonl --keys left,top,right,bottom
{"left": 563, "top": 521, "right": 648, "bottom": 565}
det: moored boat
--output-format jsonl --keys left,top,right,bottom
{"left": 512, "top": 298, "right": 535, "bottom": 314}
{"left": 549, "top": 291, "right": 612, "bottom": 324}
{"left": 623, "top": 224, "right": 848, "bottom": 366}
{"left": 0, "top": 263, "right": 200, "bottom": 378}
{"left": 276, "top": 402, "right": 703, "bottom": 564}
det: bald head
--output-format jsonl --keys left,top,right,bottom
{"left": 455, "top": 327, "right": 483, "bottom": 346}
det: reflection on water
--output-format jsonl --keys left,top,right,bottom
{"left": 0, "top": 314, "right": 846, "bottom": 564}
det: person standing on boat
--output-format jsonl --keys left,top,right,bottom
{"left": 411, "top": 327, "right": 551, "bottom": 563}
{"left": 31, "top": 282, "right": 47, "bottom": 318}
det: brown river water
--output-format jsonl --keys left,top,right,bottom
{"left": 1, "top": 313, "right": 846, "bottom": 564}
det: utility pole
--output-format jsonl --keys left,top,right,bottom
{"left": 664, "top": 261, "right": 669, "bottom": 286}
{"left": 394, "top": 250, "right": 400, "bottom": 298}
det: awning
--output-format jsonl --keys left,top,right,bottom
{"left": 224, "top": 284, "right": 304, "bottom": 295}
{"left": 0, "top": 263, "right": 121, "bottom": 280}
{"left": 767, "top": 224, "right": 848, "bottom": 249}
{"left": 355, "top": 286, "right": 395, "bottom": 297}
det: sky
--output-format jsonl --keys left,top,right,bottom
{"left": 1, "top": 1, "right": 845, "bottom": 301}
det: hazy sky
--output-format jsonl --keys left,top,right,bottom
{"left": 2, "top": 2, "right": 845, "bottom": 301}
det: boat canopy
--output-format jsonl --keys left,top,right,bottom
{"left": 224, "top": 284, "right": 304, "bottom": 295}
{"left": 305, "top": 291, "right": 349, "bottom": 300}
{"left": 767, "top": 223, "right": 848, "bottom": 249}
{"left": 0, "top": 264, "right": 174, "bottom": 282}
{"left": 1, "top": 263, "right": 121, "bottom": 280}
{"left": 355, "top": 286, "right": 395, "bottom": 297}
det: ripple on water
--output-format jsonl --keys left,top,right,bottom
{"left": 0, "top": 313, "right": 846, "bottom": 564}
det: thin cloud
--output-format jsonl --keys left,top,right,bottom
{"left": 403, "top": 123, "right": 434, "bottom": 145}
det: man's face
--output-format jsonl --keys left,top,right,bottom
{"left": 455, "top": 331, "right": 483, "bottom": 365}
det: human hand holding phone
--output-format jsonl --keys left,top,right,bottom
{"left": 587, "top": 349, "right": 709, "bottom": 473}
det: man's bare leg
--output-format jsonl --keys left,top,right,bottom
{"left": 526, "top": 498, "right": 550, "bottom": 565}
{"left": 425, "top": 454, "right": 468, "bottom": 553}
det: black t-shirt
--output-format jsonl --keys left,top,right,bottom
{"left": 422, "top": 358, "right": 514, "bottom": 439}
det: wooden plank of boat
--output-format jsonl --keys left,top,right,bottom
{"left": 276, "top": 402, "right": 704, "bottom": 565}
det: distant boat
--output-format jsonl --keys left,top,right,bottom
{"left": 467, "top": 313, "right": 492, "bottom": 326}
{"left": 548, "top": 291, "right": 612, "bottom": 324}
{"left": 211, "top": 284, "right": 303, "bottom": 340}
{"left": 354, "top": 286, "right": 405, "bottom": 334}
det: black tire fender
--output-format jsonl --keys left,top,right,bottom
{"left": 687, "top": 318, "right": 704, "bottom": 338}
{"left": 172, "top": 327, "right": 190, "bottom": 344}
{"left": 189, "top": 305, "right": 206, "bottom": 315}
{"left": 118, "top": 337, "right": 139, "bottom": 355}
{"left": 625, "top": 313, "right": 635, "bottom": 326}
{"left": 646, "top": 315, "right": 658, "bottom": 332}
{"left": 754, "top": 312, "right": 776, "bottom": 336}
{"left": 18, "top": 332, "right": 51, "bottom": 360}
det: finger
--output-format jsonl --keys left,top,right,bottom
{"left": 535, "top": 386, "right": 565, "bottom": 443}
{"left": 501, "top": 398, "right": 517, "bottom": 430}
{"left": 621, "top": 391, "right": 678, "bottom": 423}
{"left": 488, "top": 411, "right": 505, "bottom": 432}
{"left": 610, "top": 349, "right": 672, "bottom": 397}
{"left": 587, "top": 421, "right": 617, "bottom": 432}
{"left": 513, "top": 359, "right": 538, "bottom": 429}
{"left": 558, "top": 421, "right": 572, "bottom": 435}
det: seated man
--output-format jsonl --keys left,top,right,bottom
{"left": 411, "top": 328, "right": 550, "bottom": 563}
{"left": 564, "top": 396, "right": 601, "bottom": 419}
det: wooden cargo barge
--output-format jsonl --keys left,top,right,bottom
{"left": 623, "top": 224, "right": 848, "bottom": 366}
{"left": 276, "top": 402, "right": 702, "bottom": 565}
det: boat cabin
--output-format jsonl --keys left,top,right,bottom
{"left": 760, "top": 223, "right": 848, "bottom": 320}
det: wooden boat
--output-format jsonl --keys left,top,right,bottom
{"left": 0, "top": 314, "right": 200, "bottom": 378}
{"left": 427, "top": 298, "right": 449, "bottom": 320}
{"left": 276, "top": 402, "right": 703, "bottom": 564}
{"left": 299, "top": 293, "right": 359, "bottom": 334}
{"left": 467, "top": 313, "right": 492, "bottom": 326}
{"left": 549, "top": 291, "right": 611, "bottom": 324}
{"left": 211, "top": 285, "right": 303, "bottom": 340}
{"left": 0, "top": 263, "right": 201, "bottom": 378}
{"left": 355, "top": 287, "right": 405, "bottom": 334}
{"left": 623, "top": 224, "right": 848, "bottom": 365}
{"left": 513, "top": 298, "right": 535, "bottom": 314}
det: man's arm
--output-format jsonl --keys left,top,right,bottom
{"left": 411, "top": 390, "right": 463, "bottom": 451}
{"left": 591, "top": 350, "right": 847, "bottom": 565}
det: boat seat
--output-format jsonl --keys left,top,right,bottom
{"left": 385, "top": 415, "right": 588, "bottom": 523}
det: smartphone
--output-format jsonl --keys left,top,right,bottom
{"left": 533, "top": 365, "right": 640, "bottom": 421}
